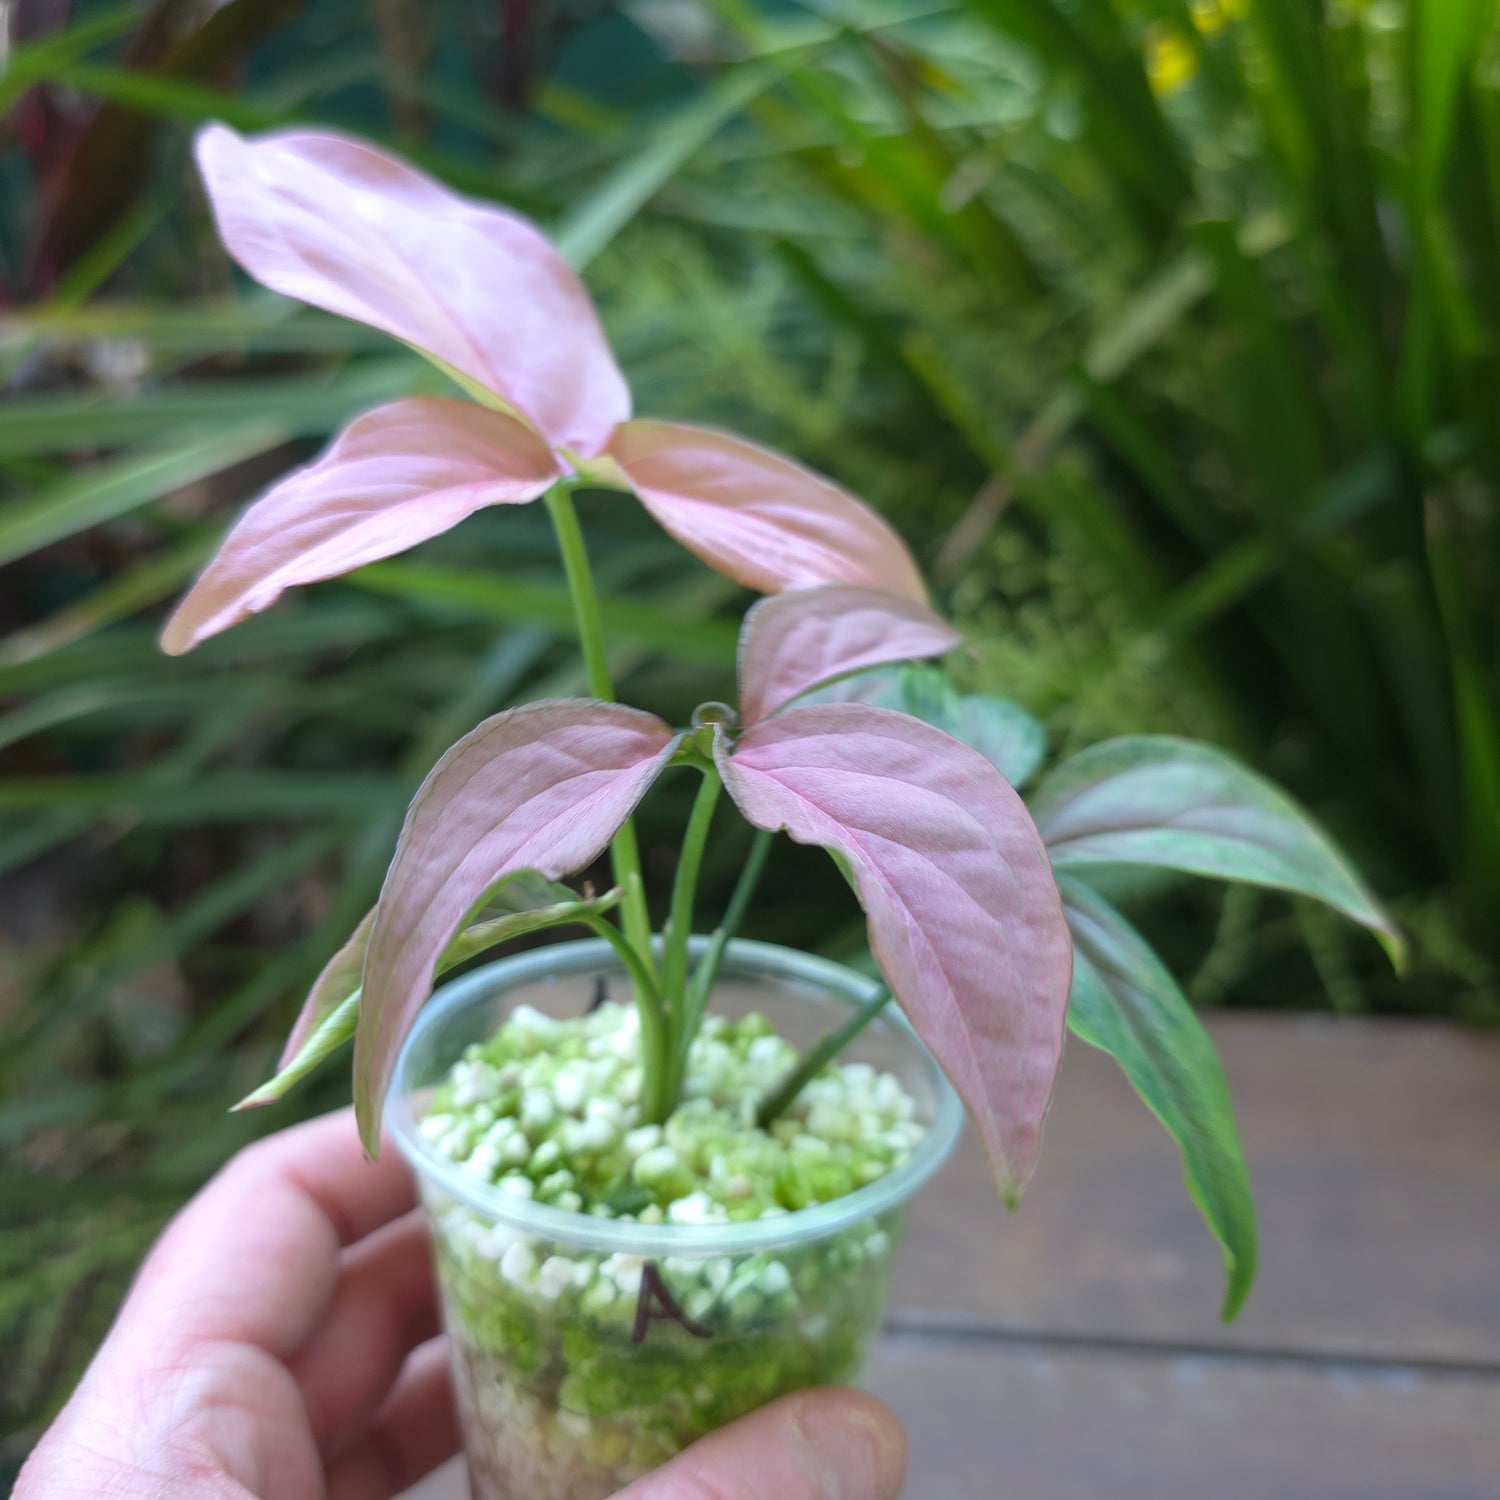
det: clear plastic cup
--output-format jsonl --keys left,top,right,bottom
{"left": 387, "top": 937, "right": 963, "bottom": 1500}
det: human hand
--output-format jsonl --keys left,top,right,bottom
{"left": 17, "top": 1108, "right": 907, "bottom": 1499}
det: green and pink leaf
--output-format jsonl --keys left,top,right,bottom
{"left": 1031, "top": 736, "right": 1402, "bottom": 964}
{"left": 237, "top": 876, "right": 620, "bottom": 1111}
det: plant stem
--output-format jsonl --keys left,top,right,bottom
{"left": 756, "top": 986, "right": 891, "bottom": 1129}
{"left": 582, "top": 914, "right": 671, "bottom": 1121}
{"left": 544, "top": 480, "right": 668, "bottom": 1116}
{"left": 543, "top": 482, "right": 654, "bottom": 971}
{"left": 679, "top": 826, "right": 773, "bottom": 1053}
{"left": 661, "top": 766, "right": 723, "bottom": 1039}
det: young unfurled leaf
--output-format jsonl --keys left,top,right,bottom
{"left": 603, "top": 422, "right": 928, "bottom": 603}
{"left": 236, "top": 876, "right": 621, "bottom": 1110}
{"left": 1031, "top": 736, "right": 1402, "bottom": 963}
{"left": 806, "top": 664, "right": 1050, "bottom": 788}
{"left": 169, "top": 128, "right": 930, "bottom": 653}
{"left": 736, "top": 586, "right": 961, "bottom": 726}
{"left": 717, "top": 702, "right": 1072, "bottom": 1201}
{"left": 1059, "top": 874, "right": 1257, "bottom": 1321}
{"left": 196, "top": 125, "right": 631, "bottom": 455}
{"left": 355, "top": 701, "right": 678, "bottom": 1150}
{"left": 161, "top": 399, "right": 558, "bottom": 654}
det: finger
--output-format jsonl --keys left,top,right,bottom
{"left": 292, "top": 1211, "right": 441, "bottom": 1454}
{"left": 121, "top": 1107, "right": 415, "bottom": 1361}
{"left": 230, "top": 1106, "right": 418, "bottom": 1248}
{"left": 617, "top": 1388, "right": 906, "bottom": 1500}
{"left": 324, "top": 1337, "right": 459, "bottom": 1500}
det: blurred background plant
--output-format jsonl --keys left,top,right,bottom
{"left": 4, "top": 0, "right": 1498, "bottom": 1472}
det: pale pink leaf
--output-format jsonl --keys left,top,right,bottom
{"left": 718, "top": 703, "right": 1072, "bottom": 1199}
{"left": 737, "top": 584, "right": 962, "bottom": 726}
{"left": 160, "top": 398, "right": 558, "bottom": 654}
{"left": 196, "top": 124, "right": 630, "bottom": 454}
{"left": 355, "top": 701, "right": 678, "bottom": 1149}
{"left": 606, "top": 421, "right": 927, "bottom": 601}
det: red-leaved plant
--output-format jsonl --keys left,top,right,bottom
{"left": 173, "top": 127, "right": 1400, "bottom": 1317}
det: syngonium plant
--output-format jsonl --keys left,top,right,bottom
{"left": 168, "top": 126, "right": 1401, "bottom": 1320}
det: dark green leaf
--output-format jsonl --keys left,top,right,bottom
{"left": 556, "top": 61, "right": 785, "bottom": 270}
{"left": 0, "top": 430, "right": 283, "bottom": 567}
{"left": 0, "top": 361, "right": 424, "bottom": 458}
{"left": 806, "top": 664, "right": 1048, "bottom": 788}
{"left": 1060, "top": 875, "right": 1257, "bottom": 1321}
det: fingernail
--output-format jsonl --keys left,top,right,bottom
{"left": 790, "top": 1396, "right": 904, "bottom": 1500}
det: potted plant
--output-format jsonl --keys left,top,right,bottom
{"left": 167, "top": 125, "right": 1400, "bottom": 1500}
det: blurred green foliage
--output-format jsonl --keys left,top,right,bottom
{"left": 4, "top": 0, "right": 1500, "bottom": 1467}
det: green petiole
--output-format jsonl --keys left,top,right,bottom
{"left": 756, "top": 986, "right": 893, "bottom": 1128}
{"left": 544, "top": 478, "right": 875, "bottom": 1127}
{"left": 660, "top": 765, "right": 723, "bottom": 1040}
{"left": 543, "top": 480, "right": 655, "bottom": 972}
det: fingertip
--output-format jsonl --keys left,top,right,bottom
{"left": 620, "top": 1386, "right": 907, "bottom": 1500}
{"left": 788, "top": 1388, "right": 908, "bottom": 1500}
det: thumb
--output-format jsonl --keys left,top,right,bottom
{"left": 613, "top": 1388, "right": 906, "bottom": 1500}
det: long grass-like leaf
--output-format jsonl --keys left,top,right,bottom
{"left": 0, "top": 359, "right": 427, "bottom": 458}
{"left": 348, "top": 561, "right": 739, "bottom": 667}
{"left": 0, "top": 430, "right": 283, "bottom": 567}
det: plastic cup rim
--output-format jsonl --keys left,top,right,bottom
{"left": 385, "top": 935, "right": 965, "bottom": 1256}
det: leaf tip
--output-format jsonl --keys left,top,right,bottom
{"left": 992, "top": 1161, "right": 1025, "bottom": 1211}
{"left": 355, "top": 1082, "right": 385, "bottom": 1159}
{"left": 158, "top": 613, "right": 193, "bottom": 657}
{"left": 1375, "top": 925, "right": 1407, "bottom": 975}
{"left": 1219, "top": 1274, "right": 1251, "bottom": 1323}
{"left": 194, "top": 119, "right": 244, "bottom": 174}
{"left": 1218, "top": 1241, "right": 1256, "bottom": 1322}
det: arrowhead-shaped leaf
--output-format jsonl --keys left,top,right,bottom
{"left": 718, "top": 703, "right": 1072, "bottom": 1200}
{"left": 161, "top": 398, "right": 558, "bottom": 654}
{"left": 196, "top": 124, "right": 631, "bottom": 455}
{"left": 1060, "top": 874, "right": 1257, "bottom": 1321}
{"left": 356, "top": 701, "right": 677, "bottom": 1149}
{"left": 810, "top": 664, "right": 1049, "bottom": 789}
{"left": 1031, "top": 736, "right": 1401, "bottom": 963}
{"left": 236, "top": 875, "right": 620, "bottom": 1110}
{"left": 604, "top": 420, "right": 927, "bottom": 602}
{"left": 737, "top": 585, "right": 961, "bottom": 726}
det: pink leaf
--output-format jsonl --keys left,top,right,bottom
{"left": 719, "top": 704, "right": 1072, "bottom": 1199}
{"left": 606, "top": 421, "right": 927, "bottom": 601}
{"left": 196, "top": 124, "right": 630, "bottom": 455}
{"left": 355, "top": 701, "right": 678, "bottom": 1150}
{"left": 737, "top": 584, "right": 962, "bottom": 726}
{"left": 160, "top": 398, "right": 558, "bottom": 654}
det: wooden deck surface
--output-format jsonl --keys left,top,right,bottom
{"left": 406, "top": 1014, "right": 1500, "bottom": 1497}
